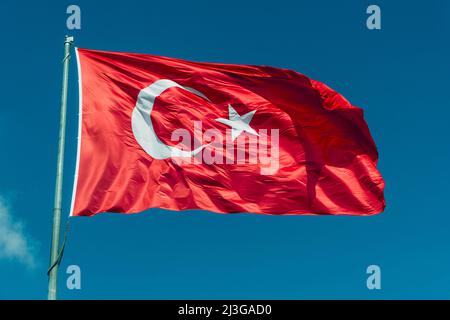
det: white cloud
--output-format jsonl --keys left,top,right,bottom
{"left": 0, "top": 197, "right": 37, "bottom": 268}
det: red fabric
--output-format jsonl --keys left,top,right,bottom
{"left": 71, "top": 48, "right": 385, "bottom": 216}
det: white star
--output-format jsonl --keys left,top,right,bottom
{"left": 215, "top": 104, "right": 259, "bottom": 141}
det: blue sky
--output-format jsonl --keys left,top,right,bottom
{"left": 0, "top": 0, "right": 449, "bottom": 299}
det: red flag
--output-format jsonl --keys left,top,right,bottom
{"left": 70, "top": 48, "right": 385, "bottom": 216}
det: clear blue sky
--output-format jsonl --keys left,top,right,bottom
{"left": 0, "top": 0, "right": 449, "bottom": 299}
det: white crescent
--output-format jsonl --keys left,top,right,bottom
{"left": 131, "top": 79, "right": 209, "bottom": 159}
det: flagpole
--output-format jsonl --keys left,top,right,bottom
{"left": 48, "top": 35, "right": 74, "bottom": 300}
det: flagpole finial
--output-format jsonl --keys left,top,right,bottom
{"left": 65, "top": 35, "right": 74, "bottom": 44}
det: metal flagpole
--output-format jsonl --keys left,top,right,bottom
{"left": 48, "top": 35, "right": 74, "bottom": 300}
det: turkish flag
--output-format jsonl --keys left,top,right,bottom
{"left": 70, "top": 48, "right": 385, "bottom": 216}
